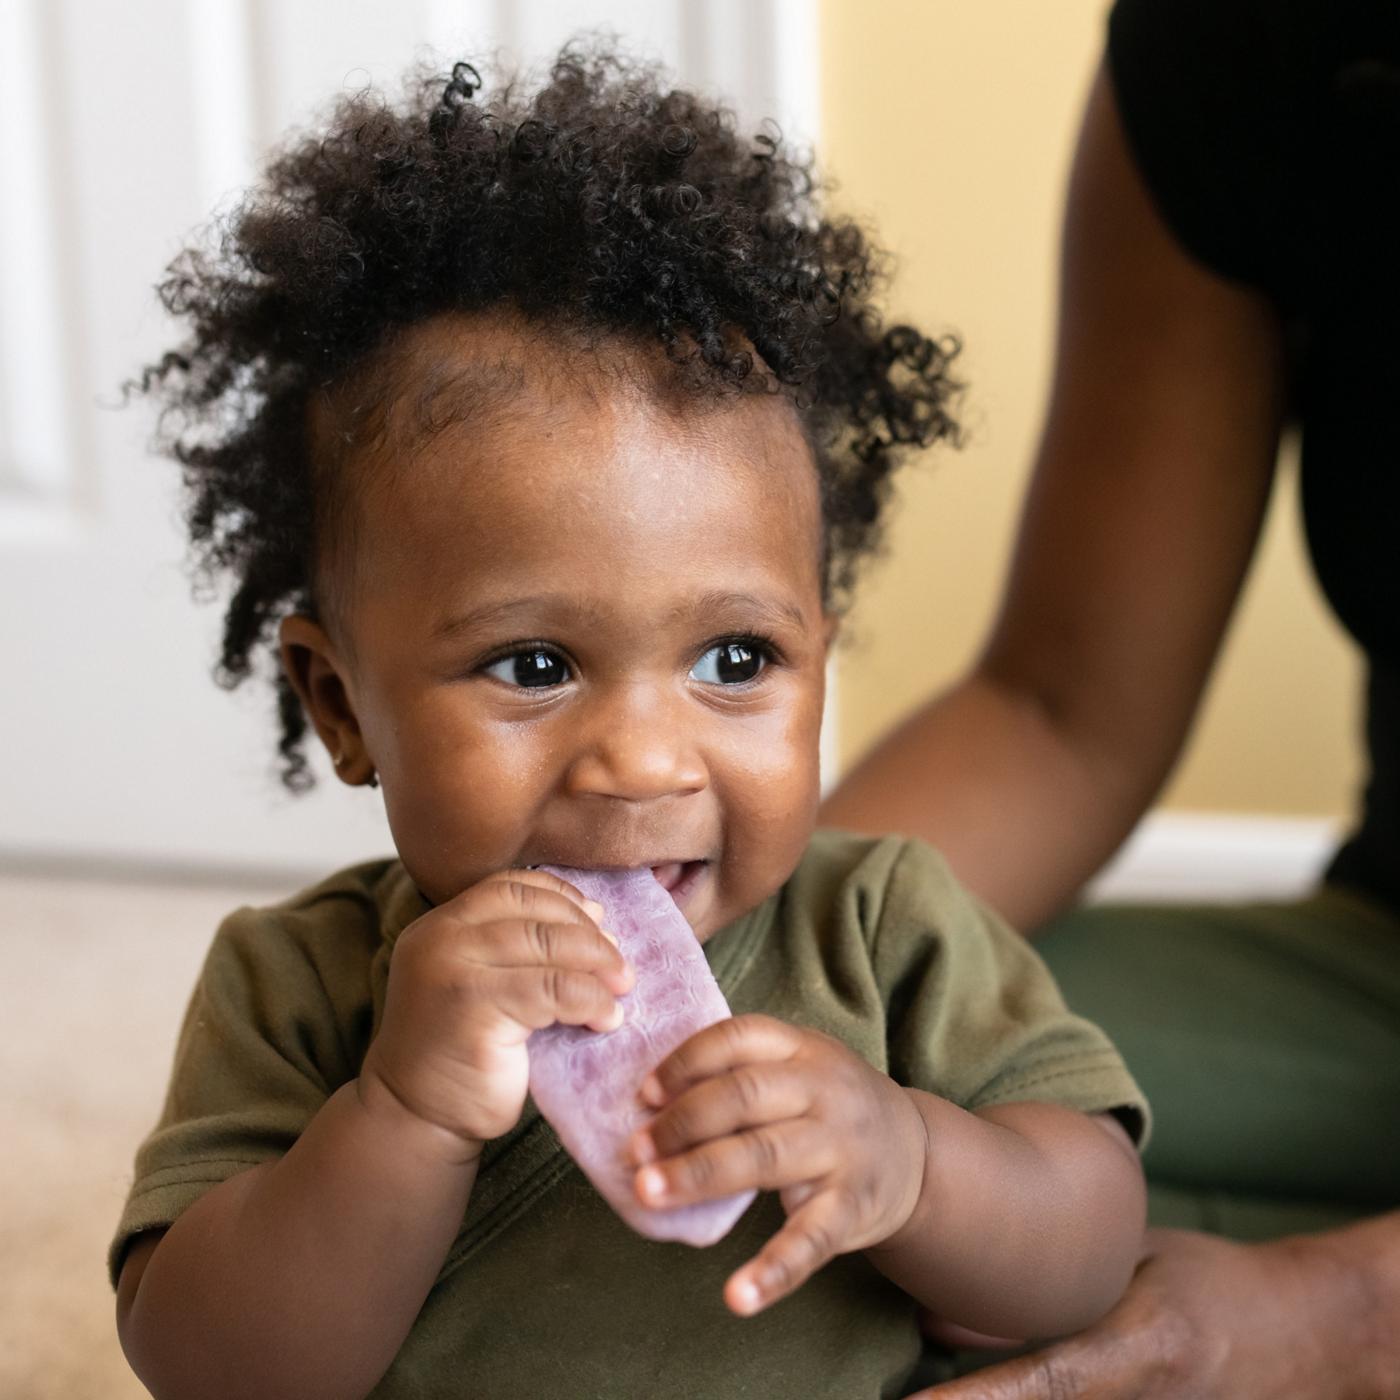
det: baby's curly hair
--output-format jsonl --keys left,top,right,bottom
{"left": 138, "top": 43, "right": 961, "bottom": 790}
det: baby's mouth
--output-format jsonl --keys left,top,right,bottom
{"left": 530, "top": 857, "right": 711, "bottom": 910}
{"left": 649, "top": 859, "right": 709, "bottom": 899}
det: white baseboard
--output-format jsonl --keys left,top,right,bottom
{"left": 1086, "top": 811, "right": 1342, "bottom": 905}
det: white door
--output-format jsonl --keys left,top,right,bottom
{"left": 0, "top": 0, "right": 820, "bottom": 882}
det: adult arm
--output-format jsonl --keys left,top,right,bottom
{"left": 904, "top": 1214, "right": 1400, "bottom": 1400}
{"left": 821, "top": 60, "right": 1286, "bottom": 931}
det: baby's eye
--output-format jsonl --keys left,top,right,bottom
{"left": 690, "top": 641, "right": 767, "bottom": 686}
{"left": 484, "top": 649, "right": 571, "bottom": 689}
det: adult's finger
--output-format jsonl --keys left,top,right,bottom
{"left": 900, "top": 1330, "right": 1127, "bottom": 1400}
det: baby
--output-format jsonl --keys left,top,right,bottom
{"left": 112, "top": 48, "right": 1149, "bottom": 1400}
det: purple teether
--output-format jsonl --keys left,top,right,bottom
{"left": 527, "top": 865, "right": 755, "bottom": 1245}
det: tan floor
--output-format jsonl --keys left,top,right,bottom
{"left": 0, "top": 871, "right": 291, "bottom": 1400}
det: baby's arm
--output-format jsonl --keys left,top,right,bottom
{"left": 117, "top": 1079, "right": 480, "bottom": 1400}
{"left": 117, "top": 870, "right": 631, "bottom": 1400}
{"left": 627, "top": 1014, "right": 1143, "bottom": 1337}
{"left": 864, "top": 1096, "right": 1145, "bottom": 1340}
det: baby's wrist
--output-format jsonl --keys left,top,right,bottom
{"left": 867, "top": 1085, "right": 934, "bottom": 1255}
{"left": 353, "top": 1064, "right": 486, "bottom": 1169}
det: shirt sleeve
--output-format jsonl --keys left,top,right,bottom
{"left": 1108, "top": 0, "right": 1296, "bottom": 293}
{"left": 107, "top": 900, "right": 373, "bottom": 1287}
{"left": 868, "top": 840, "right": 1151, "bottom": 1148}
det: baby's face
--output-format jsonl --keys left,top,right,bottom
{"left": 294, "top": 319, "right": 832, "bottom": 942}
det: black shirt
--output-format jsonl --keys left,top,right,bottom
{"left": 1109, "top": 0, "right": 1400, "bottom": 909}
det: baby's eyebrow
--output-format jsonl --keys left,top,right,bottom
{"left": 431, "top": 590, "right": 808, "bottom": 643}
{"left": 431, "top": 594, "right": 602, "bottom": 642}
{"left": 671, "top": 590, "right": 810, "bottom": 632}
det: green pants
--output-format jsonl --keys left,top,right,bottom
{"left": 908, "top": 885, "right": 1400, "bottom": 1389}
{"left": 1036, "top": 885, "right": 1400, "bottom": 1240}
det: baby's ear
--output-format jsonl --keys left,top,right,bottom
{"left": 279, "top": 615, "right": 372, "bottom": 786}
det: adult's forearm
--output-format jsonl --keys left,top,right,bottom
{"left": 823, "top": 65, "right": 1288, "bottom": 933}
{"left": 864, "top": 1095, "right": 1145, "bottom": 1340}
{"left": 120, "top": 1079, "right": 479, "bottom": 1400}
{"left": 821, "top": 672, "right": 1152, "bottom": 930}
{"left": 1306, "top": 1209, "right": 1400, "bottom": 1398}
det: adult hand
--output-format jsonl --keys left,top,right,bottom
{"left": 903, "top": 1226, "right": 1389, "bottom": 1399}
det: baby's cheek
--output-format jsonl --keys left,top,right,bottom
{"left": 719, "top": 729, "right": 819, "bottom": 882}
{"left": 381, "top": 748, "right": 528, "bottom": 896}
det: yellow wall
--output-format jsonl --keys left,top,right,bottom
{"left": 820, "top": 0, "right": 1362, "bottom": 817}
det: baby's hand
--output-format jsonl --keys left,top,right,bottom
{"left": 626, "top": 1014, "right": 926, "bottom": 1316}
{"left": 358, "top": 870, "right": 634, "bottom": 1158}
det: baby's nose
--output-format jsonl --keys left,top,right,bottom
{"left": 563, "top": 690, "right": 707, "bottom": 802}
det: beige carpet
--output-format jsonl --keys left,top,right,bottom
{"left": 0, "top": 871, "right": 290, "bottom": 1400}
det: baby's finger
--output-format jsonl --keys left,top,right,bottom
{"left": 641, "top": 1013, "right": 801, "bottom": 1107}
{"left": 489, "top": 963, "right": 625, "bottom": 1036}
{"left": 633, "top": 1117, "right": 832, "bottom": 1209}
{"left": 468, "top": 916, "right": 633, "bottom": 996}
{"left": 468, "top": 870, "right": 608, "bottom": 930}
{"left": 725, "top": 1190, "right": 849, "bottom": 1317}
{"left": 779, "top": 1180, "right": 820, "bottom": 1212}
{"left": 629, "top": 1062, "right": 813, "bottom": 1165}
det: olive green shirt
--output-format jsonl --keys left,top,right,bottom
{"left": 111, "top": 831, "right": 1149, "bottom": 1398}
